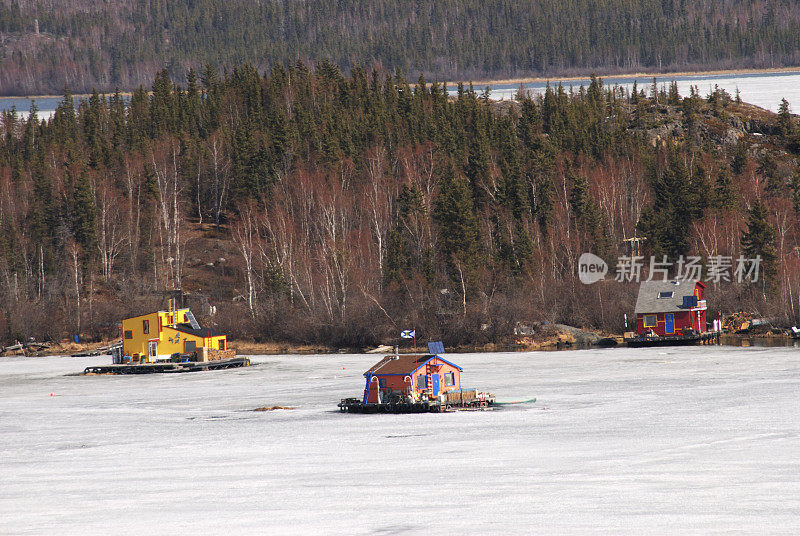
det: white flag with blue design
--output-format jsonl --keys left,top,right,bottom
{"left": 400, "top": 330, "right": 415, "bottom": 339}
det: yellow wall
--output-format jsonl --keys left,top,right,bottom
{"left": 121, "top": 308, "right": 227, "bottom": 360}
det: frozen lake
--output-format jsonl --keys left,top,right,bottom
{"left": 1, "top": 347, "right": 799, "bottom": 534}
{"left": 1, "top": 69, "right": 800, "bottom": 121}
{"left": 458, "top": 70, "right": 800, "bottom": 113}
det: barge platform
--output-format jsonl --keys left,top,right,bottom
{"left": 338, "top": 389, "right": 495, "bottom": 414}
{"left": 83, "top": 357, "right": 251, "bottom": 375}
{"left": 625, "top": 331, "right": 720, "bottom": 348}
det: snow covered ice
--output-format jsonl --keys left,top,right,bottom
{"left": 1, "top": 346, "right": 799, "bottom": 534}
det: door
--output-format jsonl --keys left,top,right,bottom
{"left": 665, "top": 313, "right": 674, "bottom": 335}
{"left": 431, "top": 374, "right": 440, "bottom": 396}
{"left": 148, "top": 341, "right": 158, "bottom": 360}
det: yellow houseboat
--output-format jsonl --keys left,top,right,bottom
{"left": 121, "top": 299, "right": 228, "bottom": 362}
{"left": 85, "top": 300, "right": 248, "bottom": 374}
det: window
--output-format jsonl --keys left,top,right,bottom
{"left": 124, "top": 330, "right": 133, "bottom": 339}
{"left": 184, "top": 340, "right": 197, "bottom": 353}
{"left": 218, "top": 339, "right": 226, "bottom": 350}
{"left": 444, "top": 372, "right": 455, "bottom": 387}
{"left": 142, "top": 319, "right": 149, "bottom": 334}
{"left": 643, "top": 315, "right": 657, "bottom": 328}
{"left": 378, "top": 378, "right": 387, "bottom": 388}
{"left": 658, "top": 291, "right": 674, "bottom": 299}
{"left": 417, "top": 374, "right": 427, "bottom": 388}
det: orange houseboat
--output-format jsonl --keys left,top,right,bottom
{"left": 339, "top": 353, "right": 494, "bottom": 413}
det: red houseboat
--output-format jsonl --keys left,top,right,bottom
{"left": 339, "top": 353, "right": 494, "bottom": 413}
{"left": 626, "top": 279, "right": 718, "bottom": 347}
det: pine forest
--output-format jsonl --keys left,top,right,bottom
{"left": 3, "top": 0, "right": 800, "bottom": 94}
{"left": 1, "top": 62, "right": 799, "bottom": 347}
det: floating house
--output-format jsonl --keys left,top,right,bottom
{"left": 362, "top": 354, "right": 463, "bottom": 404}
{"left": 627, "top": 279, "right": 716, "bottom": 346}
{"left": 121, "top": 300, "right": 227, "bottom": 362}
{"left": 635, "top": 279, "right": 707, "bottom": 336}
{"left": 339, "top": 351, "right": 495, "bottom": 413}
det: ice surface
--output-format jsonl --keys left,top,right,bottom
{"left": 463, "top": 71, "right": 800, "bottom": 113}
{"left": 1, "top": 347, "right": 799, "bottom": 535}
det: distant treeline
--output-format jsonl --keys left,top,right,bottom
{"left": 2, "top": 0, "right": 800, "bottom": 94}
{"left": 0, "top": 61, "right": 798, "bottom": 346}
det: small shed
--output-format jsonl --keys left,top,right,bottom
{"left": 362, "top": 354, "right": 463, "bottom": 404}
{"left": 634, "top": 280, "right": 707, "bottom": 337}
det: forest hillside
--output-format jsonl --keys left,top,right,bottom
{"left": 2, "top": 0, "right": 800, "bottom": 94}
{"left": 1, "top": 63, "right": 799, "bottom": 347}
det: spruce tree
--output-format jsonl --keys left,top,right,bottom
{"left": 731, "top": 140, "right": 749, "bottom": 175}
{"left": 714, "top": 167, "right": 738, "bottom": 210}
{"left": 71, "top": 172, "right": 97, "bottom": 254}
{"left": 741, "top": 199, "right": 777, "bottom": 290}
{"left": 778, "top": 98, "right": 793, "bottom": 139}
{"left": 637, "top": 148, "right": 697, "bottom": 260}
{"left": 434, "top": 163, "right": 481, "bottom": 291}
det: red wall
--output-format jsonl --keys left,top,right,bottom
{"left": 636, "top": 311, "right": 697, "bottom": 336}
{"left": 635, "top": 282, "right": 708, "bottom": 336}
{"left": 364, "top": 357, "right": 461, "bottom": 403}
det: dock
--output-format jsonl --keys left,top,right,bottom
{"left": 83, "top": 357, "right": 251, "bottom": 375}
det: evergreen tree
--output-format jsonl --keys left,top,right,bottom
{"left": 51, "top": 86, "right": 76, "bottom": 142}
{"left": 434, "top": 163, "right": 481, "bottom": 291}
{"left": 637, "top": 149, "right": 699, "bottom": 260}
{"left": 150, "top": 68, "right": 175, "bottom": 136}
{"left": 713, "top": 167, "right": 738, "bottom": 210}
{"left": 570, "top": 173, "right": 612, "bottom": 258}
{"left": 71, "top": 172, "right": 97, "bottom": 254}
{"left": 731, "top": 139, "right": 749, "bottom": 175}
{"left": 778, "top": 98, "right": 793, "bottom": 139}
{"left": 667, "top": 81, "right": 680, "bottom": 105}
{"left": 741, "top": 199, "right": 777, "bottom": 290}
{"left": 789, "top": 172, "right": 800, "bottom": 216}
{"left": 465, "top": 131, "right": 491, "bottom": 207}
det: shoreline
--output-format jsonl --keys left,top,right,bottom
{"left": 0, "top": 91, "right": 133, "bottom": 101}
{"left": 3, "top": 330, "right": 794, "bottom": 357}
{"left": 455, "top": 66, "right": 800, "bottom": 88}
{"left": 3, "top": 67, "right": 800, "bottom": 101}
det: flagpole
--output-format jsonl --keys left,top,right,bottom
{"left": 413, "top": 329, "right": 417, "bottom": 356}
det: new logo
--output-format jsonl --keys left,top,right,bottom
{"left": 578, "top": 253, "right": 608, "bottom": 284}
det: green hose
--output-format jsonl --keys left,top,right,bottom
{"left": 494, "top": 397, "right": 537, "bottom": 406}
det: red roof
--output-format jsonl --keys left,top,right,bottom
{"left": 364, "top": 354, "right": 462, "bottom": 376}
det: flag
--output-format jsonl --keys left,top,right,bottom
{"left": 400, "top": 330, "right": 415, "bottom": 339}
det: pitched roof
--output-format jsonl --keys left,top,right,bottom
{"left": 634, "top": 279, "right": 701, "bottom": 314}
{"left": 364, "top": 354, "right": 462, "bottom": 376}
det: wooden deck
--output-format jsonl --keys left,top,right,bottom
{"left": 83, "top": 357, "right": 251, "bottom": 375}
{"left": 338, "top": 392, "right": 495, "bottom": 413}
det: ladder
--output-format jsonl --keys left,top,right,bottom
{"left": 362, "top": 374, "right": 372, "bottom": 403}
{"left": 420, "top": 366, "right": 434, "bottom": 397}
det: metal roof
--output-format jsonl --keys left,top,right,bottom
{"left": 634, "top": 279, "right": 701, "bottom": 314}
{"left": 364, "top": 354, "right": 462, "bottom": 376}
